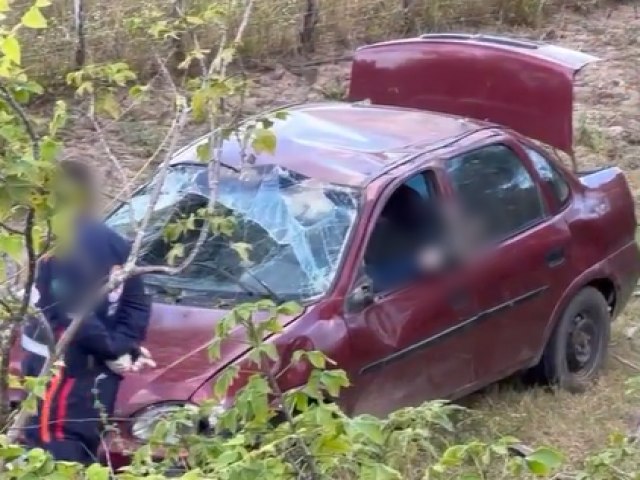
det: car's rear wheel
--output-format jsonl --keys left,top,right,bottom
{"left": 540, "top": 287, "right": 610, "bottom": 393}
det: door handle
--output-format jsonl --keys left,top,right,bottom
{"left": 546, "top": 247, "right": 565, "bottom": 268}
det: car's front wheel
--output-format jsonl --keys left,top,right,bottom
{"left": 540, "top": 287, "right": 611, "bottom": 393}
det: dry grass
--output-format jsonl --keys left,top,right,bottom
{"left": 468, "top": 300, "right": 640, "bottom": 467}
{"left": 10, "top": 0, "right": 616, "bottom": 81}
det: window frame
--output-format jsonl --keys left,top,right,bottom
{"left": 442, "top": 141, "right": 549, "bottom": 245}
{"left": 520, "top": 143, "right": 572, "bottom": 213}
{"left": 353, "top": 167, "right": 443, "bottom": 298}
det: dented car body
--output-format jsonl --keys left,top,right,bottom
{"left": 12, "top": 35, "right": 640, "bottom": 465}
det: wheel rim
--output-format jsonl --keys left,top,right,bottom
{"left": 565, "top": 312, "right": 601, "bottom": 377}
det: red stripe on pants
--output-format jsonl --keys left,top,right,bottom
{"left": 54, "top": 378, "right": 76, "bottom": 440}
{"left": 39, "top": 373, "right": 63, "bottom": 443}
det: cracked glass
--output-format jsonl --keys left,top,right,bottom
{"left": 106, "top": 163, "right": 360, "bottom": 302}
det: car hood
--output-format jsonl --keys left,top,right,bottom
{"left": 114, "top": 300, "right": 299, "bottom": 416}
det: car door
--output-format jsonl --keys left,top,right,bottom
{"left": 341, "top": 169, "right": 479, "bottom": 418}
{"left": 442, "top": 139, "right": 573, "bottom": 384}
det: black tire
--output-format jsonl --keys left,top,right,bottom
{"left": 540, "top": 287, "right": 611, "bottom": 393}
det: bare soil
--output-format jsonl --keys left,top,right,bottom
{"left": 58, "top": 2, "right": 640, "bottom": 468}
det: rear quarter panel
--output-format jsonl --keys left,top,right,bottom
{"left": 543, "top": 166, "right": 640, "bottom": 345}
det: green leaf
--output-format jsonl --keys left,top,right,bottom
{"left": 315, "top": 435, "right": 351, "bottom": 455}
{"left": 86, "top": 464, "right": 110, "bottom": 480}
{"left": 349, "top": 415, "right": 384, "bottom": 444}
{"left": 21, "top": 6, "right": 47, "bottom": 29}
{"left": 258, "top": 342, "right": 278, "bottom": 362}
{"left": 191, "top": 90, "right": 207, "bottom": 122}
{"left": 277, "top": 300, "right": 302, "bottom": 315}
{"left": 216, "top": 449, "right": 240, "bottom": 466}
{"left": 97, "top": 92, "right": 120, "bottom": 119}
{"left": 214, "top": 365, "right": 239, "bottom": 398}
{"left": 319, "top": 369, "right": 350, "bottom": 397}
{"left": 196, "top": 141, "right": 210, "bottom": 162}
{"left": 166, "top": 243, "right": 184, "bottom": 266}
{"left": 359, "top": 464, "right": 401, "bottom": 480}
{"left": 0, "top": 0, "right": 9, "bottom": 12}
{"left": 208, "top": 337, "right": 222, "bottom": 361}
{"left": 274, "top": 110, "right": 289, "bottom": 121}
{"left": 251, "top": 128, "right": 277, "bottom": 155}
{"left": 1, "top": 35, "right": 21, "bottom": 65}
{"left": 185, "top": 15, "right": 205, "bottom": 25}
{"left": 39, "top": 137, "right": 60, "bottom": 162}
{"left": 525, "top": 447, "right": 563, "bottom": 477}
{"left": 231, "top": 242, "right": 252, "bottom": 262}
{"left": 48, "top": 100, "right": 67, "bottom": 136}
{"left": 0, "top": 234, "right": 22, "bottom": 261}
{"left": 0, "top": 444, "right": 26, "bottom": 461}
{"left": 306, "top": 350, "right": 327, "bottom": 369}
{"left": 440, "top": 444, "right": 466, "bottom": 466}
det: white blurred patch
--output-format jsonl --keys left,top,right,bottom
{"left": 284, "top": 180, "right": 334, "bottom": 221}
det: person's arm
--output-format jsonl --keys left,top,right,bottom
{"left": 34, "top": 257, "right": 68, "bottom": 333}
{"left": 72, "top": 230, "right": 151, "bottom": 361}
{"left": 73, "top": 274, "right": 150, "bottom": 360}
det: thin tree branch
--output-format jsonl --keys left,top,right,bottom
{"left": 0, "top": 222, "right": 24, "bottom": 236}
{"left": 88, "top": 109, "right": 138, "bottom": 232}
{"left": 0, "top": 83, "right": 39, "bottom": 160}
{"left": 126, "top": 108, "right": 189, "bottom": 264}
{"left": 612, "top": 353, "right": 640, "bottom": 372}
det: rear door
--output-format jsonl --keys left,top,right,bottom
{"left": 441, "top": 138, "right": 573, "bottom": 382}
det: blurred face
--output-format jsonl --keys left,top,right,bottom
{"left": 57, "top": 171, "right": 96, "bottom": 217}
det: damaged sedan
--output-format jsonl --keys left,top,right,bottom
{"left": 11, "top": 34, "right": 640, "bottom": 467}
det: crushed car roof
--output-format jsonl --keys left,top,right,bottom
{"left": 170, "top": 102, "right": 480, "bottom": 186}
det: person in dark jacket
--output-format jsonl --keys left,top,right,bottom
{"left": 21, "top": 160, "right": 153, "bottom": 465}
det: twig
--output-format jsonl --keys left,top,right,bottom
{"left": 135, "top": 0, "right": 255, "bottom": 277}
{"left": 100, "top": 88, "right": 184, "bottom": 216}
{"left": 127, "top": 108, "right": 188, "bottom": 263}
{"left": 88, "top": 109, "right": 138, "bottom": 232}
{"left": 612, "top": 353, "right": 640, "bottom": 372}
{"left": 0, "top": 210, "right": 37, "bottom": 421}
{"left": 0, "top": 222, "right": 24, "bottom": 236}
{"left": 0, "top": 83, "right": 40, "bottom": 160}
{"left": 0, "top": 299, "right": 12, "bottom": 316}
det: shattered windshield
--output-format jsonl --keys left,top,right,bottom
{"left": 106, "top": 164, "right": 359, "bottom": 301}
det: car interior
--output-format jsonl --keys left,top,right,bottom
{"left": 363, "top": 173, "right": 445, "bottom": 293}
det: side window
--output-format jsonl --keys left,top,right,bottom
{"left": 404, "top": 173, "right": 432, "bottom": 199}
{"left": 363, "top": 171, "right": 442, "bottom": 293}
{"left": 446, "top": 144, "right": 544, "bottom": 240}
{"left": 524, "top": 146, "right": 570, "bottom": 207}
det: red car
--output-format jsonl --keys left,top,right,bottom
{"left": 14, "top": 34, "right": 640, "bottom": 466}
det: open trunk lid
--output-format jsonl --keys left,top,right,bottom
{"left": 348, "top": 33, "right": 598, "bottom": 154}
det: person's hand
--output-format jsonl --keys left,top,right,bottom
{"left": 130, "top": 346, "right": 156, "bottom": 372}
{"left": 106, "top": 354, "right": 133, "bottom": 375}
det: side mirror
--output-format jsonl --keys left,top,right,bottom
{"left": 345, "top": 276, "right": 375, "bottom": 314}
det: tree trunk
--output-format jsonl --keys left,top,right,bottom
{"left": 73, "top": 0, "right": 86, "bottom": 68}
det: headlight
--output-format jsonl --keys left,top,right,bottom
{"left": 131, "top": 403, "right": 199, "bottom": 443}
{"left": 131, "top": 403, "right": 227, "bottom": 443}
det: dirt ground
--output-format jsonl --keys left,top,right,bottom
{"left": 58, "top": 2, "right": 640, "bottom": 470}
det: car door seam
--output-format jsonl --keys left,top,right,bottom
{"left": 358, "top": 285, "right": 549, "bottom": 375}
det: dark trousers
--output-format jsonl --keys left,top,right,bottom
{"left": 24, "top": 358, "right": 121, "bottom": 466}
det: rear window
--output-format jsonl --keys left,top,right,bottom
{"left": 525, "top": 147, "right": 570, "bottom": 207}
{"left": 446, "top": 144, "right": 545, "bottom": 240}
